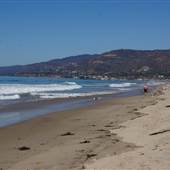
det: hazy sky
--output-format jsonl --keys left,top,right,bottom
{"left": 0, "top": 0, "right": 170, "bottom": 66}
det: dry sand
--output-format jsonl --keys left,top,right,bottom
{"left": 85, "top": 85, "right": 170, "bottom": 170}
{"left": 0, "top": 88, "right": 162, "bottom": 170}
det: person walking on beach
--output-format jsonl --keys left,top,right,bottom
{"left": 144, "top": 85, "right": 148, "bottom": 94}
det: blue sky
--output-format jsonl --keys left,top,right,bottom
{"left": 0, "top": 0, "right": 170, "bottom": 66}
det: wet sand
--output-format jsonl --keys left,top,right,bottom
{"left": 0, "top": 90, "right": 159, "bottom": 170}
{"left": 0, "top": 88, "right": 143, "bottom": 128}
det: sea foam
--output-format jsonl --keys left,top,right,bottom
{"left": 0, "top": 94, "right": 20, "bottom": 100}
{"left": 32, "top": 91, "right": 116, "bottom": 99}
{"left": 0, "top": 82, "right": 82, "bottom": 95}
{"left": 109, "top": 82, "right": 137, "bottom": 88}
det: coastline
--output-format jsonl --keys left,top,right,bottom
{"left": 0, "top": 87, "right": 159, "bottom": 170}
{"left": 0, "top": 87, "right": 144, "bottom": 128}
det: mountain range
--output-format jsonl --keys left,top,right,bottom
{"left": 1, "top": 49, "right": 170, "bottom": 79}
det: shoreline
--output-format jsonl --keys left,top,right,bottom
{"left": 0, "top": 88, "right": 159, "bottom": 170}
{"left": 0, "top": 87, "right": 144, "bottom": 128}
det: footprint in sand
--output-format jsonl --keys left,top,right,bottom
{"left": 86, "top": 153, "right": 97, "bottom": 160}
{"left": 112, "top": 139, "right": 120, "bottom": 144}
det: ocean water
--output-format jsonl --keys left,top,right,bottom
{"left": 0, "top": 76, "right": 165, "bottom": 127}
{"left": 0, "top": 76, "right": 157, "bottom": 102}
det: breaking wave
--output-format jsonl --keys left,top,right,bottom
{"left": 0, "top": 82, "right": 82, "bottom": 95}
{"left": 109, "top": 82, "right": 137, "bottom": 88}
{"left": 0, "top": 94, "right": 20, "bottom": 100}
{"left": 146, "top": 80, "right": 165, "bottom": 86}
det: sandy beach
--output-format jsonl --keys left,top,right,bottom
{"left": 85, "top": 85, "right": 170, "bottom": 170}
{"left": 0, "top": 86, "right": 165, "bottom": 170}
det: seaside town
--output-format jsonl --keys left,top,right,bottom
{"left": 1, "top": 49, "right": 170, "bottom": 79}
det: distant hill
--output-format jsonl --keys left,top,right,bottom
{"left": 1, "top": 49, "right": 170, "bottom": 79}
